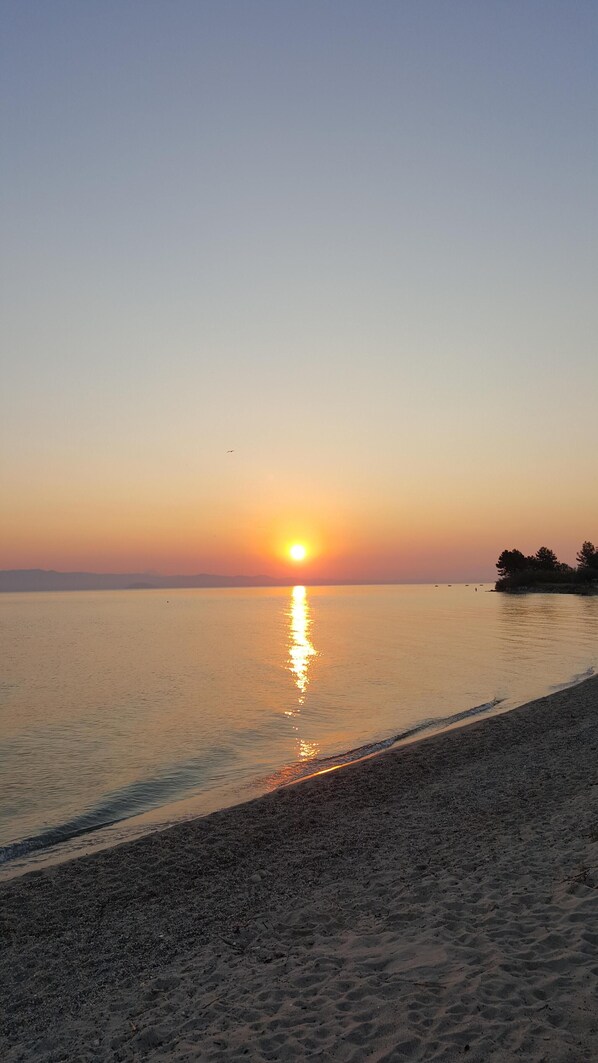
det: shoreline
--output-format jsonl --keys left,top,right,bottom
{"left": 0, "top": 686, "right": 558, "bottom": 880}
{"left": 0, "top": 691, "right": 511, "bottom": 881}
{"left": 4, "top": 670, "right": 592, "bottom": 881}
{"left": 3, "top": 665, "right": 591, "bottom": 883}
{"left": 495, "top": 585, "right": 598, "bottom": 595}
{"left": 4, "top": 674, "right": 598, "bottom": 1060}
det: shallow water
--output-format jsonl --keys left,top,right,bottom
{"left": 1, "top": 583, "right": 597, "bottom": 875}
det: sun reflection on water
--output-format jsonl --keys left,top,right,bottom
{"left": 286, "top": 585, "right": 318, "bottom": 759}
{"left": 289, "top": 585, "right": 316, "bottom": 702}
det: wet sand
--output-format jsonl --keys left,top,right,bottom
{"left": 4, "top": 676, "right": 598, "bottom": 1061}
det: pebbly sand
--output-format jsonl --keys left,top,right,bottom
{"left": 4, "top": 677, "right": 598, "bottom": 1061}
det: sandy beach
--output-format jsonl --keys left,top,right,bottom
{"left": 4, "top": 677, "right": 598, "bottom": 1061}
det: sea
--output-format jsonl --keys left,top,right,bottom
{"left": 1, "top": 583, "right": 598, "bottom": 878}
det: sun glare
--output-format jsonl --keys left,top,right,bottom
{"left": 290, "top": 543, "right": 307, "bottom": 562}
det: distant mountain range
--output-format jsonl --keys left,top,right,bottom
{"left": 0, "top": 569, "right": 361, "bottom": 592}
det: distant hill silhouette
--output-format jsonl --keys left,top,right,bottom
{"left": 0, "top": 569, "right": 293, "bottom": 592}
{"left": 0, "top": 569, "right": 415, "bottom": 592}
{"left": 0, "top": 570, "right": 493, "bottom": 592}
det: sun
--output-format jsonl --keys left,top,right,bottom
{"left": 289, "top": 543, "right": 307, "bottom": 562}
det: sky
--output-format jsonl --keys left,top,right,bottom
{"left": 1, "top": 0, "right": 597, "bottom": 582}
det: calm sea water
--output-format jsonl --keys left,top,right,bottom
{"left": 1, "top": 584, "right": 598, "bottom": 877}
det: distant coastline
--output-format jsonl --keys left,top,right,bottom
{"left": 1, "top": 569, "right": 346, "bottom": 593}
{"left": 497, "top": 583, "right": 598, "bottom": 596}
{"left": 0, "top": 570, "right": 488, "bottom": 593}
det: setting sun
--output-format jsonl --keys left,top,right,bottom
{"left": 289, "top": 543, "right": 307, "bottom": 562}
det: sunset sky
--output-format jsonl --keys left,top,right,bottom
{"left": 2, "top": 1, "right": 597, "bottom": 582}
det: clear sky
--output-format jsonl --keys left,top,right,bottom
{"left": 2, "top": 1, "right": 597, "bottom": 581}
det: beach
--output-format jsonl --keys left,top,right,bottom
{"left": 4, "top": 676, "right": 598, "bottom": 1062}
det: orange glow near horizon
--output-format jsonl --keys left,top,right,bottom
{"left": 5, "top": 424, "right": 597, "bottom": 583}
{"left": 4, "top": 479, "right": 597, "bottom": 583}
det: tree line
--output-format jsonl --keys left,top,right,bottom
{"left": 495, "top": 542, "right": 598, "bottom": 591}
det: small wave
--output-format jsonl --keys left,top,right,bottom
{"left": 0, "top": 748, "right": 233, "bottom": 866}
{"left": 0, "top": 810, "right": 121, "bottom": 866}
{"left": 273, "top": 697, "right": 505, "bottom": 790}
{"left": 387, "top": 695, "right": 504, "bottom": 748}
{"left": 0, "top": 697, "right": 509, "bottom": 867}
{"left": 548, "top": 666, "right": 594, "bottom": 693}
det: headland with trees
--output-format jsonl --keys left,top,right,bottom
{"left": 495, "top": 542, "right": 598, "bottom": 593}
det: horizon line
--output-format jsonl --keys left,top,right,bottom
{"left": 0, "top": 567, "right": 493, "bottom": 592}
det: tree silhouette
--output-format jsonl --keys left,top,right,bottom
{"left": 496, "top": 541, "right": 598, "bottom": 591}
{"left": 533, "top": 546, "right": 559, "bottom": 571}
{"left": 496, "top": 549, "right": 528, "bottom": 579}
{"left": 577, "top": 541, "right": 598, "bottom": 571}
